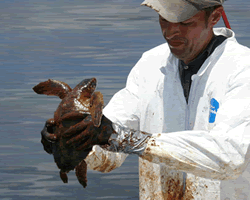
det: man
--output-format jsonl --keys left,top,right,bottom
{"left": 41, "top": 0, "right": 250, "bottom": 199}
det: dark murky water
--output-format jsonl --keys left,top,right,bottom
{"left": 1, "top": 0, "right": 250, "bottom": 199}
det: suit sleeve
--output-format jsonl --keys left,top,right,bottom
{"left": 140, "top": 66, "right": 250, "bottom": 180}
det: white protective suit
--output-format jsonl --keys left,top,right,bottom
{"left": 85, "top": 28, "right": 250, "bottom": 200}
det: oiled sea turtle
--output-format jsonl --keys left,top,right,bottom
{"left": 33, "top": 78, "right": 104, "bottom": 188}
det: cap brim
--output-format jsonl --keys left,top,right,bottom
{"left": 141, "top": 0, "right": 199, "bottom": 23}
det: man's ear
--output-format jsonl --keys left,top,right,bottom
{"left": 208, "top": 6, "right": 224, "bottom": 28}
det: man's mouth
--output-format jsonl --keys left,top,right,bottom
{"left": 167, "top": 40, "right": 185, "bottom": 48}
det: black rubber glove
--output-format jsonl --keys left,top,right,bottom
{"left": 63, "top": 115, "right": 114, "bottom": 151}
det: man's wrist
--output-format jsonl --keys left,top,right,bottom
{"left": 105, "top": 123, "right": 152, "bottom": 155}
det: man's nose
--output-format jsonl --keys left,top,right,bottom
{"left": 165, "top": 22, "right": 181, "bottom": 40}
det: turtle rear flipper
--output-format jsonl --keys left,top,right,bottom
{"left": 75, "top": 160, "right": 88, "bottom": 188}
{"left": 33, "top": 79, "right": 72, "bottom": 99}
{"left": 60, "top": 170, "right": 68, "bottom": 183}
{"left": 90, "top": 91, "right": 104, "bottom": 127}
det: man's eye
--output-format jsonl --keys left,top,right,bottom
{"left": 159, "top": 16, "right": 167, "bottom": 22}
{"left": 180, "top": 22, "right": 193, "bottom": 26}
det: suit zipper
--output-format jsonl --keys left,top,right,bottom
{"left": 186, "top": 74, "right": 199, "bottom": 130}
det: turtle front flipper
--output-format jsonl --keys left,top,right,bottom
{"left": 73, "top": 78, "right": 97, "bottom": 98}
{"left": 60, "top": 170, "right": 68, "bottom": 183}
{"left": 90, "top": 91, "right": 104, "bottom": 127}
{"left": 75, "top": 160, "right": 88, "bottom": 188}
{"left": 33, "top": 79, "right": 72, "bottom": 99}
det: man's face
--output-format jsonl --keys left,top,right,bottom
{"left": 159, "top": 11, "right": 213, "bottom": 64}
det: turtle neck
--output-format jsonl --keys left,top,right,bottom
{"left": 178, "top": 35, "right": 227, "bottom": 103}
